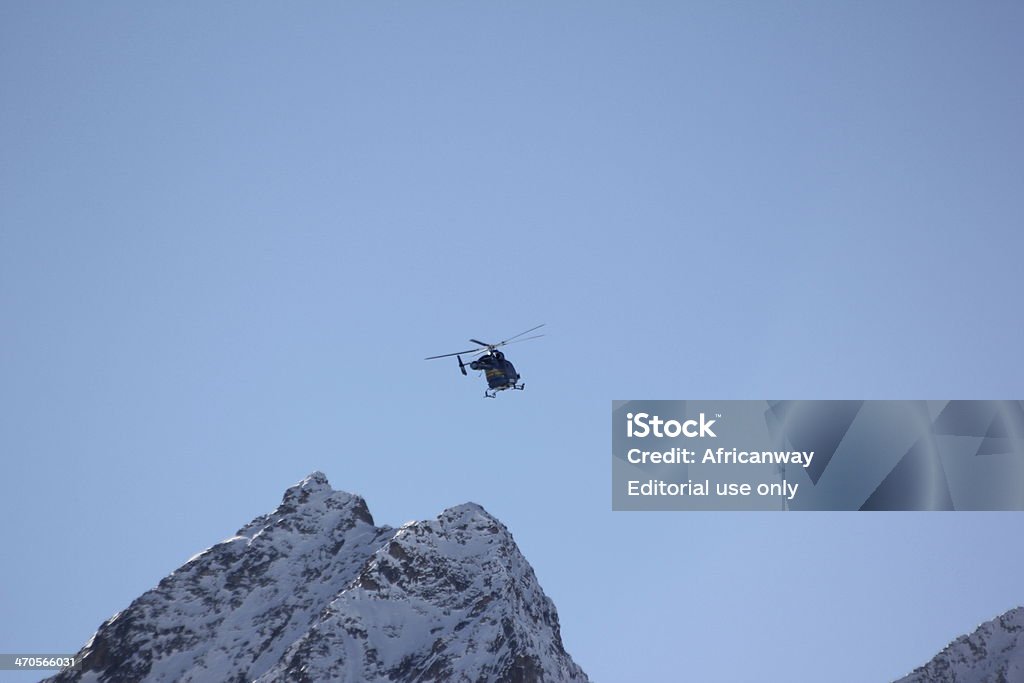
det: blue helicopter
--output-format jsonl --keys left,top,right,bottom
{"left": 425, "top": 324, "right": 545, "bottom": 398}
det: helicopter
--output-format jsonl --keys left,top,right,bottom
{"left": 425, "top": 324, "right": 545, "bottom": 398}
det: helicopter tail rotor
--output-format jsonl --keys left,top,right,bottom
{"left": 458, "top": 355, "right": 468, "bottom": 375}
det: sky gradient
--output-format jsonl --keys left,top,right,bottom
{"left": 3, "top": 3, "right": 1023, "bottom": 681}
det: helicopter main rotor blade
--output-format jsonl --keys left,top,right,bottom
{"left": 428, "top": 325, "right": 545, "bottom": 360}
{"left": 425, "top": 347, "right": 484, "bottom": 360}
{"left": 497, "top": 323, "right": 545, "bottom": 345}
{"left": 498, "top": 334, "right": 544, "bottom": 347}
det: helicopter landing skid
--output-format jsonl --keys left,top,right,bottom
{"left": 484, "top": 383, "right": 525, "bottom": 398}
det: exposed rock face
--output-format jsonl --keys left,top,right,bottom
{"left": 48, "top": 473, "right": 589, "bottom": 683}
{"left": 895, "top": 607, "right": 1024, "bottom": 683}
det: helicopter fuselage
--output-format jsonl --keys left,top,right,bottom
{"left": 469, "top": 351, "right": 521, "bottom": 393}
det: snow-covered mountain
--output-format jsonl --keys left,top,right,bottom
{"left": 47, "top": 472, "right": 589, "bottom": 683}
{"left": 895, "top": 606, "right": 1024, "bottom": 683}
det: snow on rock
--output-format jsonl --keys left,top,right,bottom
{"left": 46, "top": 473, "right": 589, "bottom": 683}
{"left": 895, "top": 606, "right": 1024, "bottom": 683}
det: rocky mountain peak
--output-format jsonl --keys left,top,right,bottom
{"left": 48, "top": 473, "right": 588, "bottom": 683}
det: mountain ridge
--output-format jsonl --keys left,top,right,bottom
{"left": 895, "top": 606, "right": 1024, "bottom": 683}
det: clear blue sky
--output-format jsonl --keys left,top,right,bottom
{"left": 2, "top": 3, "right": 1023, "bottom": 681}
